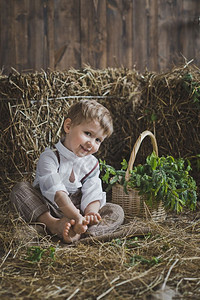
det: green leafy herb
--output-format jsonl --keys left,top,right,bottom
{"left": 25, "top": 246, "right": 56, "bottom": 263}
{"left": 127, "top": 255, "right": 161, "bottom": 267}
{"left": 183, "top": 73, "right": 200, "bottom": 108}
{"left": 100, "top": 152, "right": 197, "bottom": 213}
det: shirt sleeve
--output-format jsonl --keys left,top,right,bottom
{"left": 33, "top": 149, "right": 69, "bottom": 203}
{"left": 80, "top": 166, "right": 106, "bottom": 213}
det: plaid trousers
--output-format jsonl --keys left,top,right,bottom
{"left": 10, "top": 181, "right": 124, "bottom": 236}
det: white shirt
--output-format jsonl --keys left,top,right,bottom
{"left": 33, "top": 141, "right": 106, "bottom": 213}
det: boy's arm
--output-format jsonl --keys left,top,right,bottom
{"left": 84, "top": 200, "right": 100, "bottom": 215}
{"left": 55, "top": 191, "right": 88, "bottom": 233}
{"left": 84, "top": 200, "right": 102, "bottom": 225}
{"left": 55, "top": 190, "right": 80, "bottom": 219}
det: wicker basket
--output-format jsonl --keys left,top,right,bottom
{"left": 111, "top": 130, "right": 166, "bottom": 222}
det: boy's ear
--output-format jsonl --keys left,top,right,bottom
{"left": 63, "top": 118, "right": 72, "bottom": 133}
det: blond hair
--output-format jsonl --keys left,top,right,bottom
{"left": 61, "top": 99, "right": 113, "bottom": 140}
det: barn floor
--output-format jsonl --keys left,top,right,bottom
{"left": 0, "top": 64, "right": 200, "bottom": 299}
{"left": 0, "top": 176, "right": 200, "bottom": 300}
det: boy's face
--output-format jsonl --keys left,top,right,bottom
{"left": 63, "top": 119, "right": 107, "bottom": 157}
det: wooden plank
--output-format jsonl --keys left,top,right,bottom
{"left": 27, "top": 0, "right": 45, "bottom": 72}
{"left": 147, "top": 0, "right": 159, "bottom": 71}
{"left": 54, "top": 0, "right": 80, "bottom": 70}
{"left": 158, "top": 0, "right": 172, "bottom": 71}
{"left": 158, "top": 0, "right": 183, "bottom": 71}
{"left": 43, "top": 0, "right": 54, "bottom": 70}
{"left": 13, "top": 0, "right": 29, "bottom": 72}
{"left": 120, "top": 0, "right": 133, "bottom": 68}
{"left": 80, "top": 0, "right": 107, "bottom": 68}
{"left": 106, "top": 0, "right": 120, "bottom": 68}
{"left": 132, "top": 0, "right": 148, "bottom": 71}
{"left": 181, "top": 0, "right": 200, "bottom": 66}
{"left": 0, "top": 0, "right": 16, "bottom": 74}
{"left": 106, "top": 0, "right": 133, "bottom": 68}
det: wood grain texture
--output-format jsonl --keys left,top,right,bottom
{"left": 107, "top": 0, "right": 133, "bottom": 68}
{"left": 28, "top": 1, "right": 45, "bottom": 71}
{"left": 132, "top": 0, "right": 148, "bottom": 71}
{"left": 0, "top": 0, "right": 200, "bottom": 74}
{"left": 54, "top": 0, "right": 81, "bottom": 70}
{"left": 80, "top": 0, "right": 107, "bottom": 68}
{"left": 0, "top": 1, "right": 16, "bottom": 73}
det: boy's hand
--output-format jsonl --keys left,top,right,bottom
{"left": 85, "top": 212, "right": 101, "bottom": 225}
{"left": 73, "top": 215, "right": 89, "bottom": 234}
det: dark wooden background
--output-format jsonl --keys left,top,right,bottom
{"left": 0, "top": 0, "right": 200, "bottom": 75}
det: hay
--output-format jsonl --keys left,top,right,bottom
{"left": 0, "top": 63, "right": 200, "bottom": 299}
{"left": 0, "top": 64, "right": 199, "bottom": 183}
{"left": 0, "top": 66, "right": 141, "bottom": 177}
{"left": 140, "top": 64, "right": 200, "bottom": 157}
{"left": 1, "top": 190, "right": 200, "bottom": 299}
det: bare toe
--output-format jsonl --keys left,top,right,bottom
{"left": 60, "top": 219, "right": 81, "bottom": 243}
{"left": 63, "top": 222, "right": 71, "bottom": 235}
{"left": 63, "top": 228, "right": 81, "bottom": 243}
{"left": 70, "top": 219, "right": 75, "bottom": 226}
{"left": 83, "top": 218, "right": 90, "bottom": 225}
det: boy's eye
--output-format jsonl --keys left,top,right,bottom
{"left": 96, "top": 138, "right": 101, "bottom": 143}
{"left": 84, "top": 131, "right": 91, "bottom": 136}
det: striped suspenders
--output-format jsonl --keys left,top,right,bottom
{"left": 53, "top": 149, "right": 99, "bottom": 183}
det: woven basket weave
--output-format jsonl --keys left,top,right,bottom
{"left": 111, "top": 130, "right": 166, "bottom": 222}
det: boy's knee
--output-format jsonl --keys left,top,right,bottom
{"left": 10, "top": 181, "right": 31, "bottom": 204}
{"left": 86, "top": 203, "right": 124, "bottom": 237}
{"left": 12, "top": 181, "right": 31, "bottom": 191}
{"left": 100, "top": 202, "right": 124, "bottom": 217}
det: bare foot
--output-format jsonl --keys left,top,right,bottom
{"left": 37, "top": 212, "right": 82, "bottom": 244}
{"left": 73, "top": 217, "right": 89, "bottom": 234}
{"left": 51, "top": 218, "right": 81, "bottom": 243}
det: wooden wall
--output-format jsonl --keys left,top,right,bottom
{"left": 0, "top": 0, "right": 200, "bottom": 74}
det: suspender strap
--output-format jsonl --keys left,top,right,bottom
{"left": 54, "top": 149, "right": 60, "bottom": 164}
{"left": 81, "top": 161, "right": 99, "bottom": 184}
{"left": 52, "top": 148, "right": 60, "bottom": 172}
{"left": 53, "top": 147, "right": 99, "bottom": 184}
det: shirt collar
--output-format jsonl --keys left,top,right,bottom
{"left": 55, "top": 140, "right": 81, "bottom": 161}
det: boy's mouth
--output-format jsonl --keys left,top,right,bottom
{"left": 80, "top": 145, "right": 91, "bottom": 153}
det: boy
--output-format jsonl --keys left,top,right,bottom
{"left": 10, "top": 100, "right": 124, "bottom": 243}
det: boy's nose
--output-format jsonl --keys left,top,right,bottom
{"left": 86, "top": 140, "right": 93, "bottom": 148}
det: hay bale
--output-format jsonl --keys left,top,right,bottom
{"left": 0, "top": 64, "right": 200, "bottom": 299}
{"left": 0, "top": 66, "right": 141, "bottom": 177}
{"left": 1, "top": 64, "right": 199, "bottom": 189}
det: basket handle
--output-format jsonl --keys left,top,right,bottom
{"left": 125, "top": 130, "right": 158, "bottom": 181}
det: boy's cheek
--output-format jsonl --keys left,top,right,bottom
{"left": 94, "top": 145, "right": 100, "bottom": 153}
